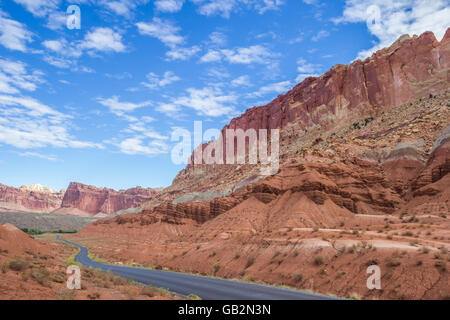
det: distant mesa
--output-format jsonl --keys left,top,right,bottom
{"left": 0, "top": 181, "right": 158, "bottom": 217}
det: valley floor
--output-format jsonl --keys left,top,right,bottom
{"left": 0, "top": 226, "right": 182, "bottom": 300}
{"left": 67, "top": 211, "right": 449, "bottom": 300}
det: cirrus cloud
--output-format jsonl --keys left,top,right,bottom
{"left": 333, "top": 0, "right": 450, "bottom": 59}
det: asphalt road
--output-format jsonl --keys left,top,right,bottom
{"left": 58, "top": 236, "right": 336, "bottom": 300}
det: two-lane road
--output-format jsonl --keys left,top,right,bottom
{"left": 58, "top": 236, "right": 336, "bottom": 300}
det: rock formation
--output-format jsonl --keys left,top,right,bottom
{"left": 0, "top": 182, "right": 158, "bottom": 216}
{"left": 57, "top": 182, "right": 157, "bottom": 216}
{"left": 0, "top": 184, "right": 63, "bottom": 213}
{"left": 143, "top": 29, "right": 450, "bottom": 210}
{"left": 225, "top": 29, "right": 449, "bottom": 133}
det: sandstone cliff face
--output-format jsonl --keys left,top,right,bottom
{"left": 0, "top": 181, "right": 158, "bottom": 216}
{"left": 59, "top": 182, "right": 157, "bottom": 216}
{"left": 0, "top": 184, "right": 63, "bottom": 213}
{"left": 226, "top": 29, "right": 449, "bottom": 133}
{"left": 154, "top": 30, "right": 450, "bottom": 212}
{"left": 412, "top": 126, "right": 450, "bottom": 193}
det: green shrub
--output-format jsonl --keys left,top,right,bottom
{"left": 245, "top": 256, "right": 255, "bottom": 269}
{"left": 314, "top": 256, "right": 324, "bottom": 266}
{"left": 420, "top": 246, "right": 430, "bottom": 254}
{"left": 294, "top": 273, "right": 303, "bottom": 283}
{"left": 213, "top": 261, "right": 220, "bottom": 274}
{"left": 272, "top": 251, "right": 280, "bottom": 259}
{"left": 141, "top": 286, "right": 157, "bottom": 297}
{"left": 435, "top": 260, "right": 446, "bottom": 271}
{"left": 366, "top": 258, "right": 379, "bottom": 266}
{"left": 52, "top": 273, "right": 65, "bottom": 283}
{"left": 112, "top": 276, "right": 128, "bottom": 286}
{"left": 31, "top": 268, "right": 50, "bottom": 286}
{"left": 8, "top": 258, "right": 28, "bottom": 272}
{"left": 55, "top": 288, "right": 76, "bottom": 300}
{"left": 386, "top": 258, "right": 401, "bottom": 267}
{"left": 88, "top": 292, "right": 101, "bottom": 300}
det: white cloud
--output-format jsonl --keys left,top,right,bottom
{"left": 296, "top": 57, "right": 321, "bottom": 82}
{"left": 222, "top": 45, "right": 274, "bottom": 64}
{"left": 289, "top": 32, "right": 304, "bottom": 44}
{"left": 250, "top": 80, "right": 291, "bottom": 97}
{"left": 42, "top": 40, "right": 64, "bottom": 52}
{"left": 105, "top": 1, "right": 132, "bottom": 16}
{"left": 13, "top": 0, "right": 60, "bottom": 17}
{"left": 80, "top": 28, "right": 126, "bottom": 53}
{"left": 97, "top": 96, "right": 151, "bottom": 117}
{"left": 311, "top": 29, "right": 330, "bottom": 41}
{"left": 17, "top": 151, "right": 59, "bottom": 162}
{"left": 191, "top": 0, "right": 284, "bottom": 18}
{"left": 166, "top": 46, "right": 201, "bottom": 60}
{"left": 45, "top": 28, "right": 126, "bottom": 57}
{"left": 118, "top": 137, "right": 169, "bottom": 156}
{"left": 192, "top": 0, "right": 236, "bottom": 18}
{"left": 0, "top": 94, "right": 101, "bottom": 149}
{"left": 41, "top": 28, "right": 126, "bottom": 69}
{"left": 45, "top": 11, "right": 66, "bottom": 30}
{"left": 142, "top": 71, "right": 180, "bottom": 89}
{"left": 105, "top": 72, "right": 132, "bottom": 80}
{"left": 333, "top": 0, "right": 450, "bottom": 59}
{"left": 0, "top": 11, "right": 33, "bottom": 52}
{"left": 155, "top": 0, "right": 184, "bottom": 12}
{"left": 200, "top": 45, "right": 274, "bottom": 64}
{"left": 296, "top": 57, "right": 321, "bottom": 73}
{"left": 302, "top": 0, "right": 320, "bottom": 5}
{"left": 0, "top": 59, "right": 45, "bottom": 94}
{"left": 42, "top": 56, "right": 73, "bottom": 69}
{"left": 100, "top": 0, "right": 151, "bottom": 17}
{"left": 173, "top": 87, "right": 237, "bottom": 117}
{"left": 256, "top": 0, "right": 285, "bottom": 14}
{"left": 231, "top": 75, "right": 252, "bottom": 87}
{"left": 209, "top": 31, "right": 227, "bottom": 46}
{"left": 42, "top": 39, "right": 82, "bottom": 58}
{"left": 80, "top": 66, "right": 95, "bottom": 73}
{"left": 136, "top": 18, "right": 200, "bottom": 61}
{"left": 156, "top": 103, "right": 181, "bottom": 115}
{"left": 127, "top": 124, "right": 168, "bottom": 140}
{"left": 136, "top": 18, "right": 185, "bottom": 47}
{"left": 200, "top": 50, "right": 222, "bottom": 63}
{"left": 296, "top": 73, "right": 320, "bottom": 82}
{"left": 0, "top": 94, "right": 62, "bottom": 117}
{"left": 206, "top": 67, "right": 230, "bottom": 79}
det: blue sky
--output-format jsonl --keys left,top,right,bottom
{"left": 0, "top": 0, "right": 448, "bottom": 191}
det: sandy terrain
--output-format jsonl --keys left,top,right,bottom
{"left": 0, "top": 224, "right": 182, "bottom": 300}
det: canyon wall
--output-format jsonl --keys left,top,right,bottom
{"left": 58, "top": 182, "right": 157, "bottom": 216}
{"left": 225, "top": 29, "right": 449, "bottom": 133}
{"left": 0, "top": 182, "right": 158, "bottom": 216}
{"left": 166, "top": 29, "right": 450, "bottom": 200}
{"left": 0, "top": 184, "right": 63, "bottom": 213}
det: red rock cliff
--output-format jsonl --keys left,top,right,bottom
{"left": 0, "top": 184, "right": 63, "bottom": 213}
{"left": 226, "top": 29, "right": 449, "bottom": 133}
{"left": 60, "top": 182, "right": 157, "bottom": 215}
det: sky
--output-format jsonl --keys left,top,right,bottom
{"left": 0, "top": 0, "right": 448, "bottom": 191}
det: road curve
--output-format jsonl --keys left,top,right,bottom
{"left": 58, "top": 236, "right": 336, "bottom": 300}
